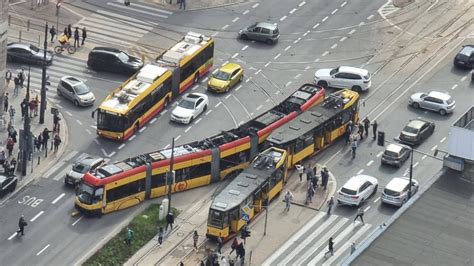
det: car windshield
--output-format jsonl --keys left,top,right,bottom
{"left": 384, "top": 150, "right": 399, "bottom": 157}
{"left": 72, "top": 163, "right": 90, "bottom": 174}
{"left": 97, "top": 110, "right": 124, "bottom": 132}
{"left": 29, "top": 45, "right": 40, "bottom": 53}
{"left": 117, "top": 52, "right": 130, "bottom": 62}
{"left": 330, "top": 67, "right": 339, "bottom": 75}
{"left": 341, "top": 187, "right": 357, "bottom": 195}
{"left": 403, "top": 125, "right": 419, "bottom": 134}
{"left": 384, "top": 188, "right": 400, "bottom": 196}
{"left": 460, "top": 46, "right": 473, "bottom": 56}
{"left": 213, "top": 71, "right": 231, "bottom": 81}
{"left": 74, "top": 83, "right": 90, "bottom": 95}
{"left": 247, "top": 23, "right": 257, "bottom": 30}
{"left": 77, "top": 183, "right": 94, "bottom": 204}
{"left": 179, "top": 99, "right": 195, "bottom": 109}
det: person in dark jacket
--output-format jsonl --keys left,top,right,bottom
{"left": 81, "top": 27, "right": 87, "bottom": 45}
{"left": 17, "top": 215, "right": 27, "bottom": 236}
{"left": 49, "top": 25, "right": 57, "bottom": 42}
{"left": 4, "top": 92, "right": 8, "bottom": 112}
{"left": 372, "top": 120, "right": 378, "bottom": 140}
{"left": 53, "top": 112, "right": 61, "bottom": 132}
{"left": 363, "top": 117, "right": 370, "bottom": 137}
{"left": 321, "top": 166, "right": 329, "bottom": 190}
{"left": 67, "top": 24, "right": 72, "bottom": 38}
{"left": 20, "top": 98, "right": 28, "bottom": 121}
{"left": 10, "top": 158, "right": 17, "bottom": 175}
{"left": 165, "top": 212, "right": 174, "bottom": 232}
{"left": 42, "top": 128, "right": 51, "bottom": 150}
{"left": 74, "top": 27, "right": 80, "bottom": 48}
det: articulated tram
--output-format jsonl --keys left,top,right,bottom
{"left": 75, "top": 84, "right": 325, "bottom": 215}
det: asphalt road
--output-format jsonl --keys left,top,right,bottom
{"left": 0, "top": 0, "right": 473, "bottom": 264}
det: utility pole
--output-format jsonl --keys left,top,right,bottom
{"left": 56, "top": 1, "right": 62, "bottom": 34}
{"left": 167, "top": 137, "right": 175, "bottom": 209}
{"left": 39, "top": 23, "right": 48, "bottom": 124}
{"left": 408, "top": 147, "right": 414, "bottom": 198}
{"left": 21, "top": 67, "right": 32, "bottom": 176}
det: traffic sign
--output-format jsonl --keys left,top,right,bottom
{"left": 242, "top": 213, "right": 249, "bottom": 222}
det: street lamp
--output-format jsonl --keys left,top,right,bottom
{"left": 21, "top": 65, "right": 32, "bottom": 176}
{"left": 39, "top": 23, "right": 48, "bottom": 124}
{"left": 167, "top": 137, "right": 175, "bottom": 209}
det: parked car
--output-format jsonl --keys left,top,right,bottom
{"left": 170, "top": 93, "right": 209, "bottom": 124}
{"left": 381, "top": 177, "right": 419, "bottom": 206}
{"left": 314, "top": 66, "right": 371, "bottom": 92}
{"left": 57, "top": 76, "right": 95, "bottom": 107}
{"left": 208, "top": 63, "right": 244, "bottom": 93}
{"left": 65, "top": 156, "right": 105, "bottom": 187}
{"left": 238, "top": 22, "right": 280, "bottom": 44}
{"left": 336, "top": 175, "right": 378, "bottom": 207}
{"left": 409, "top": 91, "right": 455, "bottom": 115}
{"left": 6, "top": 42, "right": 53, "bottom": 65}
{"left": 0, "top": 174, "right": 18, "bottom": 198}
{"left": 453, "top": 45, "right": 474, "bottom": 69}
{"left": 399, "top": 119, "right": 435, "bottom": 146}
{"left": 87, "top": 47, "right": 143, "bottom": 75}
{"left": 381, "top": 144, "right": 411, "bottom": 167}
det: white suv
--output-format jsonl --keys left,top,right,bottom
{"left": 314, "top": 66, "right": 371, "bottom": 92}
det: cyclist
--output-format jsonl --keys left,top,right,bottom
{"left": 58, "top": 34, "right": 70, "bottom": 47}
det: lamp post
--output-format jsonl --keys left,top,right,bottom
{"left": 408, "top": 147, "right": 414, "bottom": 198}
{"left": 39, "top": 23, "right": 48, "bottom": 124}
{"left": 21, "top": 66, "right": 32, "bottom": 176}
{"left": 167, "top": 137, "right": 175, "bottom": 209}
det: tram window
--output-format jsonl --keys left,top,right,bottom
{"left": 190, "top": 162, "right": 211, "bottom": 178}
{"left": 220, "top": 151, "right": 250, "bottom": 170}
{"left": 341, "top": 110, "right": 352, "bottom": 123}
{"left": 106, "top": 179, "right": 145, "bottom": 202}
{"left": 208, "top": 209, "right": 228, "bottom": 229}
{"left": 151, "top": 173, "right": 166, "bottom": 188}
{"left": 94, "top": 187, "right": 104, "bottom": 203}
{"left": 295, "top": 133, "right": 314, "bottom": 153}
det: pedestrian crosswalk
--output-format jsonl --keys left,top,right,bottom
{"left": 41, "top": 150, "right": 96, "bottom": 181}
{"left": 378, "top": 1, "right": 400, "bottom": 18}
{"left": 263, "top": 212, "right": 372, "bottom": 266}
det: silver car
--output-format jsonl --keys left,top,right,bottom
{"left": 238, "top": 22, "right": 280, "bottom": 45}
{"left": 381, "top": 144, "right": 411, "bottom": 167}
{"left": 381, "top": 177, "right": 419, "bottom": 206}
{"left": 57, "top": 76, "right": 95, "bottom": 107}
{"left": 65, "top": 156, "right": 105, "bottom": 186}
{"left": 408, "top": 91, "right": 455, "bottom": 115}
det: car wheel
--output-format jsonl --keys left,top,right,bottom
{"left": 239, "top": 75, "right": 243, "bottom": 82}
{"left": 317, "top": 80, "right": 328, "bottom": 88}
{"left": 241, "top": 34, "right": 248, "bottom": 40}
{"left": 412, "top": 102, "right": 420, "bottom": 109}
{"left": 10, "top": 181, "right": 17, "bottom": 192}
{"left": 401, "top": 197, "right": 408, "bottom": 206}
{"left": 265, "top": 39, "right": 274, "bottom": 45}
{"left": 372, "top": 185, "right": 378, "bottom": 196}
{"left": 203, "top": 105, "right": 208, "bottom": 111}
{"left": 439, "top": 109, "right": 447, "bottom": 116}
{"left": 352, "top": 86, "right": 362, "bottom": 93}
{"left": 189, "top": 116, "right": 194, "bottom": 124}
{"left": 74, "top": 100, "right": 80, "bottom": 106}
{"left": 57, "top": 90, "right": 62, "bottom": 96}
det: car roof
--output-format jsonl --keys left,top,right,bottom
{"left": 220, "top": 63, "right": 241, "bottom": 73}
{"left": 7, "top": 42, "right": 34, "bottom": 50}
{"left": 385, "top": 177, "right": 412, "bottom": 192}
{"left": 77, "top": 156, "right": 104, "bottom": 166}
{"left": 256, "top": 22, "right": 277, "bottom": 30}
{"left": 338, "top": 66, "right": 369, "bottom": 76}
{"left": 428, "top": 91, "right": 451, "bottom": 101}
{"left": 61, "top": 76, "right": 84, "bottom": 86}
{"left": 459, "top": 45, "right": 474, "bottom": 56}
{"left": 407, "top": 119, "right": 430, "bottom": 129}
{"left": 183, "top": 93, "right": 206, "bottom": 102}
{"left": 386, "top": 144, "right": 404, "bottom": 153}
{"left": 344, "top": 175, "right": 376, "bottom": 190}
{"left": 91, "top": 47, "right": 122, "bottom": 53}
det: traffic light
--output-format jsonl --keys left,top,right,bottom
{"left": 377, "top": 131, "right": 385, "bottom": 146}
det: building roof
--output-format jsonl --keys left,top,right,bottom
{"left": 448, "top": 106, "right": 474, "bottom": 160}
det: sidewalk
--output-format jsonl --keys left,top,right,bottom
{"left": 126, "top": 163, "right": 337, "bottom": 265}
{"left": 145, "top": 0, "right": 246, "bottom": 11}
{"left": 0, "top": 78, "right": 68, "bottom": 205}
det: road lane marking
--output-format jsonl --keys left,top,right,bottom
{"left": 322, "top": 16, "right": 329, "bottom": 22}
{"left": 294, "top": 37, "right": 302, "bottom": 43}
{"left": 266, "top": 99, "right": 270, "bottom": 103}
{"left": 313, "top": 23, "right": 320, "bottom": 29}
{"left": 264, "top": 61, "right": 271, "bottom": 67}
{"left": 30, "top": 211, "right": 45, "bottom": 222}
{"left": 109, "top": 151, "right": 116, "bottom": 157}
{"left": 280, "top": 15, "right": 287, "bottom": 21}
{"left": 413, "top": 162, "right": 419, "bottom": 168}
{"left": 349, "top": 29, "right": 356, "bottom": 34}
{"left": 359, "top": 22, "right": 365, "bottom": 26}
{"left": 303, "top": 30, "right": 310, "bottom": 37}
{"left": 63, "top": 150, "right": 79, "bottom": 161}
{"left": 8, "top": 233, "right": 17, "bottom": 240}
{"left": 256, "top": 105, "right": 263, "bottom": 111}
{"left": 340, "top": 36, "right": 347, "bottom": 42}
{"left": 191, "top": 85, "right": 198, "bottom": 91}
{"left": 357, "top": 169, "right": 364, "bottom": 174}
{"left": 243, "top": 10, "right": 249, "bottom": 15}
{"left": 72, "top": 215, "right": 83, "bottom": 226}
{"left": 225, "top": 94, "right": 231, "bottom": 99}
{"left": 241, "top": 45, "right": 248, "bottom": 51}
{"left": 364, "top": 206, "right": 371, "bottom": 212}
{"left": 163, "top": 144, "right": 170, "bottom": 149}
{"left": 150, "top": 117, "right": 157, "bottom": 124}
{"left": 185, "top": 126, "right": 192, "bottom": 133}
{"left": 366, "top": 160, "right": 374, "bottom": 166}
{"left": 299, "top": 1, "right": 306, "bottom": 7}
{"left": 275, "top": 90, "right": 280, "bottom": 95}
{"left": 322, "top": 51, "right": 329, "bottom": 56}
{"left": 285, "top": 45, "right": 292, "bottom": 51}
{"left": 431, "top": 145, "right": 438, "bottom": 151}
{"left": 330, "top": 43, "right": 338, "bottom": 49}
{"left": 139, "top": 126, "right": 147, "bottom": 133}
{"left": 175, "top": 135, "right": 181, "bottom": 141}
{"left": 255, "top": 69, "right": 262, "bottom": 75}
{"left": 285, "top": 81, "right": 293, "bottom": 87}
{"left": 367, "top": 14, "right": 374, "bottom": 20}
{"left": 440, "top": 137, "right": 447, "bottom": 143}
{"left": 246, "top": 77, "right": 252, "bottom": 82}
{"left": 222, "top": 60, "right": 229, "bottom": 66}
{"left": 194, "top": 118, "right": 202, "bottom": 124}
{"left": 43, "top": 161, "right": 66, "bottom": 179}
{"left": 232, "top": 17, "right": 239, "bottom": 23}
{"left": 52, "top": 193, "right": 66, "bottom": 204}
{"left": 129, "top": 135, "right": 136, "bottom": 141}
{"left": 118, "top": 143, "right": 126, "bottom": 150}
{"left": 331, "top": 9, "right": 338, "bottom": 14}
{"left": 374, "top": 197, "right": 381, "bottom": 203}
{"left": 221, "top": 24, "right": 229, "bottom": 30}
{"left": 252, "top": 3, "right": 259, "bottom": 8}
{"left": 289, "top": 8, "right": 297, "bottom": 14}
{"left": 235, "top": 85, "right": 242, "bottom": 91}
{"left": 239, "top": 121, "right": 245, "bottom": 125}
{"left": 161, "top": 109, "right": 168, "bottom": 115}
{"left": 215, "top": 102, "right": 222, "bottom": 108}
{"left": 341, "top": 1, "right": 347, "bottom": 7}
{"left": 36, "top": 244, "right": 50, "bottom": 256}
{"left": 314, "top": 58, "right": 320, "bottom": 62}
{"left": 231, "top": 53, "right": 239, "bottom": 59}
{"left": 305, "top": 66, "right": 311, "bottom": 70}
{"left": 460, "top": 76, "right": 467, "bottom": 82}
{"left": 294, "top": 73, "right": 301, "bottom": 79}
{"left": 205, "top": 109, "right": 212, "bottom": 115}
{"left": 85, "top": 129, "right": 92, "bottom": 135}
{"left": 76, "top": 119, "right": 82, "bottom": 125}
{"left": 66, "top": 111, "right": 72, "bottom": 116}
{"left": 451, "top": 84, "right": 458, "bottom": 90}
{"left": 376, "top": 151, "right": 384, "bottom": 157}
{"left": 421, "top": 155, "right": 427, "bottom": 160}
{"left": 211, "top": 32, "right": 218, "bottom": 37}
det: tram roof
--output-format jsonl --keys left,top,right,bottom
{"left": 210, "top": 148, "right": 285, "bottom": 212}
{"left": 267, "top": 90, "right": 359, "bottom": 146}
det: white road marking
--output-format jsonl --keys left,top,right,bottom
{"left": 90, "top": 125, "right": 97, "bottom": 129}
{"left": 8, "top": 232, "right": 17, "bottom": 240}
{"left": 322, "top": 51, "right": 329, "bottom": 56}
{"left": 43, "top": 161, "right": 66, "bottom": 179}
{"left": 194, "top": 118, "right": 202, "bottom": 124}
{"left": 359, "top": 22, "right": 365, "bottom": 26}
{"left": 175, "top": 135, "right": 181, "bottom": 141}
{"left": 255, "top": 69, "right": 262, "bottom": 75}
{"left": 139, "top": 126, "right": 146, "bottom": 133}
{"left": 256, "top": 105, "right": 263, "bottom": 111}
{"left": 205, "top": 109, "right": 212, "bottom": 115}
{"left": 129, "top": 135, "right": 136, "bottom": 141}
{"left": 161, "top": 109, "right": 168, "bottom": 115}
{"left": 231, "top": 53, "right": 239, "bottom": 59}
{"left": 243, "top": 10, "right": 249, "bottom": 15}
{"left": 340, "top": 36, "right": 347, "bottom": 42}
{"left": 460, "top": 76, "right": 467, "bottom": 82}
{"left": 215, "top": 102, "right": 222, "bottom": 108}
{"left": 239, "top": 121, "right": 245, "bottom": 125}
{"left": 72, "top": 216, "right": 83, "bottom": 226}
{"left": 366, "top": 160, "right": 374, "bottom": 166}
{"left": 303, "top": 30, "right": 310, "bottom": 37}
{"left": 85, "top": 129, "right": 92, "bottom": 135}
{"left": 451, "top": 84, "right": 458, "bottom": 90}
{"left": 185, "top": 126, "right": 192, "bottom": 133}
{"left": 374, "top": 197, "right": 381, "bottom": 203}
{"left": 30, "top": 211, "right": 45, "bottom": 222}
{"left": 250, "top": 112, "right": 254, "bottom": 116}
{"left": 357, "top": 169, "right": 364, "bottom": 174}
{"left": 285, "top": 81, "right": 293, "bottom": 87}
{"left": 331, "top": 8, "right": 338, "bottom": 14}
{"left": 221, "top": 24, "right": 229, "bottom": 30}
{"left": 294, "top": 73, "right": 302, "bottom": 79}
{"left": 340, "top": 1, "right": 347, "bottom": 7}
{"left": 280, "top": 15, "right": 287, "bottom": 21}
{"left": 109, "top": 151, "right": 116, "bottom": 157}
{"left": 246, "top": 77, "right": 252, "bottom": 82}
{"left": 421, "top": 155, "right": 427, "bottom": 160}
{"left": 36, "top": 244, "right": 50, "bottom": 256}
{"left": 367, "top": 14, "right": 374, "bottom": 20}
{"left": 235, "top": 85, "right": 242, "bottom": 91}
{"left": 241, "top": 45, "right": 248, "bottom": 51}
{"left": 191, "top": 85, "right": 198, "bottom": 91}
{"left": 275, "top": 90, "right": 280, "bottom": 95}
{"left": 225, "top": 94, "right": 231, "bottom": 99}
{"left": 285, "top": 45, "right": 292, "bottom": 51}
{"left": 313, "top": 23, "right": 320, "bottom": 29}
{"left": 163, "top": 144, "right": 170, "bottom": 149}
{"left": 232, "top": 17, "right": 239, "bottom": 23}
{"left": 266, "top": 99, "right": 270, "bottom": 103}
{"left": 289, "top": 8, "right": 297, "bottom": 14}
{"left": 330, "top": 43, "right": 338, "bottom": 49}
{"left": 305, "top": 66, "right": 311, "bottom": 70}
{"left": 294, "top": 37, "right": 301, "bottom": 44}
{"left": 364, "top": 206, "right": 371, "bottom": 212}
{"left": 211, "top": 32, "right": 218, "bottom": 37}
{"left": 322, "top": 16, "right": 329, "bottom": 22}
{"left": 413, "top": 162, "right": 419, "bottom": 168}
{"left": 252, "top": 3, "right": 259, "bottom": 8}
{"left": 150, "top": 117, "right": 157, "bottom": 124}
{"left": 93, "top": 139, "right": 99, "bottom": 144}
{"left": 299, "top": 1, "right": 306, "bottom": 7}
{"left": 55, "top": 104, "right": 63, "bottom": 108}
{"left": 431, "top": 145, "right": 438, "bottom": 151}
{"left": 264, "top": 61, "right": 271, "bottom": 67}
{"left": 349, "top": 29, "right": 356, "bottom": 34}
{"left": 66, "top": 111, "right": 72, "bottom": 116}
{"left": 118, "top": 143, "right": 126, "bottom": 150}
{"left": 202, "top": 77, "right": 209, "bottom": 83}
{"left": 440, "top": 137, "right": 447, "bottom": 143}
{"left": 314, "top": 58, "right": 320, "bottom": 62}
{"left": 376, "top": 151, "right": 383, "bottom": 157}
{"left": 52, "top": 193, "right": 66, "bottom": 204}
{"left": 222, "top": 60, "right": 229, "bottom": 66}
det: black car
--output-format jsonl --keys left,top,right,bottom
{"left": 87, "top": 47, "right": 143, "bottom": 75}
{"left": 0, "top": 174, "right": 18, "bottom": 198}
{"left": 7, "top": 43, "right": 54, "bottom": 65}
{"left": 399, "top": 119, "right": 435, "bottom": 145}
{"left": 453, "top": 45, "right": 474, "bottom": 69}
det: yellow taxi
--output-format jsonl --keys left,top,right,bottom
{"left": 207, "top": 63, "right": 244, "bottom": 93}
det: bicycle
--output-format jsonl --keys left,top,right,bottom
{"left": 54, "top": 43, "right": 76, "bottom": 55}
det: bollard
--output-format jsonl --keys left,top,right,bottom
{"left": 38, "top": 35, "right": 41, "bottom": 47}
{"left": 8, "top": 15, "right": 10, "bottom": 26}
{"left": 27, "top": 20, "right": 30, "bottom": 31}
{"left": 37, "top": 154, "right": 40, "bottom": 165}
{"left": 19, "top": 31, "right": 22, "bottom": 42}
{"left": 45, "top": 145, "right": 48, "bottom": 158}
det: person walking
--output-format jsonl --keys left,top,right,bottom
{"left": 327, "top": 196, "right": 334, "bottom": 215}
{"left": 8, "top": 105, "right": 15, "bottom": 122}
{"left": 358, "top": 122, "right": 364, "bottom": 140}
{"left": 345, "top": 126, "right": 352, "bottom": 145}
{"left": 165, "top": 212, "right": 174, "bottom": 232}
{"left": 53, "top": 134, "right": 62, "bottom": 152}
{"left": 33, "top": 95, "right": 39, "bottom": 116}
{"left": 216, "top": 236, "right": 223, "bottom": 253}
{"left": 73, "top": 27, "right": 80, "bottom": 48}
{"left": 5, "top": 69, "right": 12, "bottom": 88}
{"left": 17, "top": 215, "right": 28, "bottom": 236}
{"left": 124, "top": 227, "right": 134, "bottom": 246}
{"left": 284, "top": 191, "right": 293, "bottom": 211}
{"left": 49, "top": 25, "right": 57, "bottom": 42}
{"left": 363, "top": 117, "right": 370, "bottom": 137}
{"left": 42, "top": 128, "right": 50, "bottom": 151}
{"left": 6, "top": 137, "right": 14, "bottom": 157}
{"left": 321, "top": 166, "right": 329, "bottom": 190}
{"left": 354, "top": 207, "right": 365, "bottom": 224}
{"left": 18, "top": 69, "right": 26, "bottom": 88}
{"left": 35, "top": 134, "right": 42, "bottom": 151}
{"left": 372, "top": 120, "right": 378, "bottom": 140}
{"left": 9, "top": 126, "right": 17, "bottom": 143}
{"left": 306, "top": 182, "right": 315, "bottom": 204}
{"left": 67, "top": 24, "right": 72, "bottom": 39}
{"left": 20, "top": 98, "right": 28, "bottom": 121}
{"left": 350, "top": 242, "right": 357, "bottom": 254}
{"left": 53, "top": 112, "right": 61, "bottom": 132}
{"left": 10, "top": 158, "right": 17, "bottom": 175}
{"left": 81, "top": 27, "right": 87, "bottom": 46}
{"left": 4, "top": 92, "right": 9, "bottom": 112}
{"left": 328, "top": 237, "right": 334, "bottom": 256}
{"left": 351, "top": 139, "right": 358, "bottom": 159}
{"left": 158, "top": 227, "right": 164, "bottom": 245}
{"left": 13, "top": 76, "right": 20, "bottom": 96}
{"left": 29, "top": 99, "right": 35, "bottom": 118}
{"left": 179, "top": 0, "right": 186, "bottom": 9}
{"left": 295, "top": 163, "right": 304, "bottom": 182}
{"left": 193, "top": 230, "right": 199, "bottom": 249}
{"left": 306, "top": 164, "right": 314, "bottom": 183}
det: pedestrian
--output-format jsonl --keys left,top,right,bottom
{"left": 33, "top": 95, "right": 39, "bottom": 116}
{"left": 81, "top": 27, "right": 87, "bottom": 46}
{"left": 6, "top": 137, "right": 14, "bottom": 157}
{"left": 358, "top": 122, "right": 364, "bottom": 140}
{"left": 10, "top": 126, "right": 17, "bottom": 143}
{"left": 53, "top": 112, "right": 61, "bottom": 133}
{"left": 0, "top": 151, "right": 5, "bottom": 167}
{"left": 5, "top": 69, "right": 12, "bottom": 88}
{"left": 350, "top": 242, "right": 356, "bottom": 254}
{"left": 372, "top": 120, "right": 378, "bottom": 140}
{"left": 321, "top": 166, "right": 329, "bottom": 190}
{"left": 29, "top": 99, "right": 35, "bottom": 118}
{"left": 327, "top": 196, "right": 334, "bottom": 215}
{"left": 351, "top": 139, "right": 358, "bottom": 159}
{"left": 10, "top": 158, "right": 17, "bottom": 175}
{"left": 13, "top": 76, "right": 20, "bottom": 96}
{"left": 49, "top": 25, "right": 56, "bottom": 42}
{"left": 345, "top": 128, "right": 351, "bottom": 145}
{"left": 179, "top": 0, "right": 186, "bottom": 9}
{"left": 158, "top": 226, "right": 164, "bottom": 245}
{"left": 295, "top": 163, "right": 304, "bottom": 182}
{"left": 42, "top": 128, "right": 50, "bottom": 150}
{"left": 193, "top": 230, "right": 199, "bottom": 249}
{"left": 73, "top": 27, "right": 80, "bottom": 48}
{"left": 17, "top": 215, "right": 28, "bottom": 236}
{"left": 63, "top": 27, "right": 68, "bottom": 37}
{"left": 216, "top": 236, "right": 223, "bottom": 253}
{"left": 284, "top": 191, "right": 293, "bottom": 211}
{"left": 35, "top": 134, "right": 42, "bottom": 151}
{"left": 53, "top": 134, "right": 62, "bottom": 152}
{"left": 20, "top": 98, "right": 28, "bottom": 121}
{"left": 306, "top": 164, "right": 314, "bottom": 182}
{"left": 18, "top": 69, "right": 25, "bottom": 88}
{"left": 4, "top": 160, "right": 10, "bottom": 175}
{"left": 363, "top": 117, "right": 370, "bottom": 137}
{"left": 124, "top": 227, "right": 134, "bottom": 246}
{"left": 354, "top": 207, "right": 365, "bottom": 224}
{"left": 328, "top": 237, "right": 334, "bottom": 256}
{"left": 8, "top": 105, "right": 15, "bottom": 122}
{"left": 306, "top": 183, "right": 315, "bottom": 204}
{"left": 4, "top": 92, "right": 9, "bottom": 112}
{"left": 165, "top": 211, "right": 174, "bottom": 232}
{"left": 312, "top": 174, "right": 318, "bottom": 190}
{"left": 67, "top": 24, "right": 72, "bottom": 39}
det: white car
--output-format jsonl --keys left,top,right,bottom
{"left": 337, "top": 175, "right": 378, "bottom": 206}
{"left": 314, "top": 66, "right": 371, "bottom": 92}
{"left": 381, "top": 177, "right": 419, "bottom": 207}
{"left": 170, "top": 93, "right": 209, "bottom": 124}
{"left": 408, "top": 91, "right": 455, "bottom": 116}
